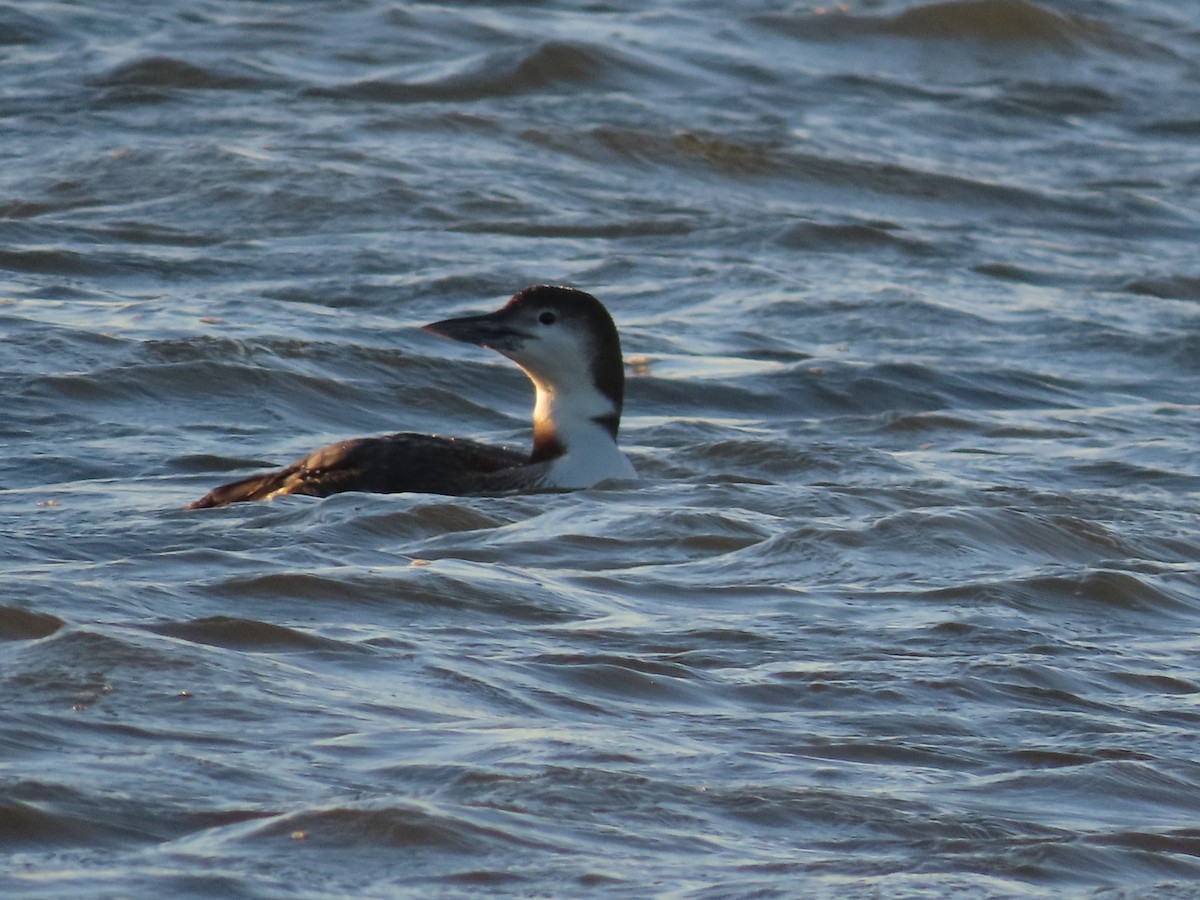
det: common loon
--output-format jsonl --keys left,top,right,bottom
{"left": 185, "top": 285, "right": 637, "bottom": 509}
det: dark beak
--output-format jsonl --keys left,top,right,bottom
{"left": 422, "top": 310, "right": 525, "bottom": 351}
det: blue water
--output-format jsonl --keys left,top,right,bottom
{"left": 2, "top": 0, "right": 1200, "bottom": 896}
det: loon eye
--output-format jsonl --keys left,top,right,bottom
{"left": 538, "top": 310, "right": 556, "bottom": 326}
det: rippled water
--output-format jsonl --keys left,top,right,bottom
{"left": 3, "top": 0, "right": 1200, "bottom": 896}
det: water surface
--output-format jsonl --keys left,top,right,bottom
{"left": 2, "top": 0, "right": 1199, "bottom": 896}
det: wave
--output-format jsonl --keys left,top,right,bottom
{"left": 1123, "top": 275, "right": 1200, "bottom": 303}
{"left": 0, "top": 7, "right": 59, "bottom": 46}
{"left": 753, "top": 0, "right": 1160, "bottom": 56}
{"left": 305, "top": 40, "right": 643, "bottom": 103}
{"left": 0, "top": 605, "right": 63, "bottom": 641}
{"left": 525, "top": 125, "right": 1179, "bottom": 232}
{"left": 148, "top": 615, "right": 363, "bottom": 653}
{"left": 90, "top": 55, "right": 274, "bottom": 91}
{"left": 885, "top": 0, "right": 1121, "bottom": 48}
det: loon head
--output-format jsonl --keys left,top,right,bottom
{"left": 423, "top": 285, "right": 635, "bottom": 486}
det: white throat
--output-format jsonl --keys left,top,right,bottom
{"left": 530, "top": 376, "right": 637, "bottom": 488}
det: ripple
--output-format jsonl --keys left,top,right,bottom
{"left": 0, "top": 247, "right": 124, "bottom": 277}
{"left": 1123, "top": 275, "right": 1200, "bottom": 302}
{"left": 0, "top": 7, "right": 59, "bottom": 45}
{"left": 0, "top": 797, "right": 133, "bottom": 847}
{"left": 927, "top": 568, "right": 1197, "bottom": 618}
{"left": 753, "top": 0, "right": 1144, "bottom": 55}
{"left": 775, "top": 220, "right": 939, "bottom": 257}
{"left": 238, "top": 801, "right": 551, "bottom": 855}
{"left": 991, "top": 80, "right": 1122, "bottom": 117}
{"left": 0, "top": 606, "right": 63, "bottom": 641}
{"left": 148, "top": 616, "right": 363, "bottom": 653}
{"left": 448, "top": 217, "right": 694, "bottom": 240}
{"left": 305, "top": 40, "right": 643, "bottom": 103}
{"left": 884, "top": 0, "right": 1120, "bottom": 49}
{"left": 90, "top": 55, "right": 273, "bottom": 91}
{"left": 527, "top": 653, "right": 708, "bottom": 706}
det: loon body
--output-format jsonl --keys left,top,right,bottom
{"left": 186, "top": 285, "right": 636, "bottom": 509}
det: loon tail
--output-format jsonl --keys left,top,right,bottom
{"left": 185, "top": 467, "right": 298, "bottom": 510}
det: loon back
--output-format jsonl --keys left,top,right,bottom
{"left": 185, "top": 434, "right": 531, "bottom": 509}
{"left": 186, "top": 285, "right": 637, "bottom": 509}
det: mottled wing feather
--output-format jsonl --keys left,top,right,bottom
{"left": 186, "top": 433, "right": 534, "bottom": 509}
